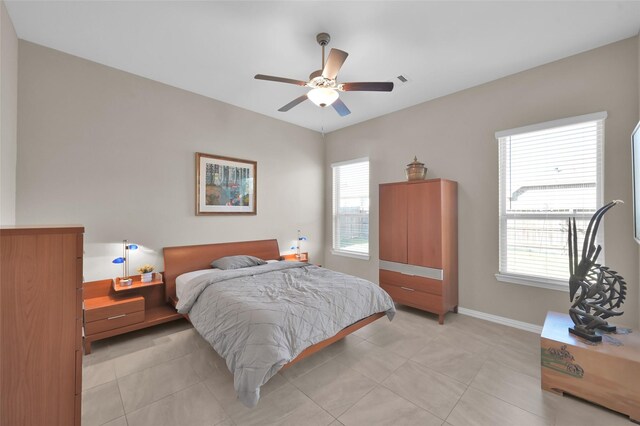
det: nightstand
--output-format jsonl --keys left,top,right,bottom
{"left": 82, "top": 273, "right": 183, "bottom": 354}
{"left": 281, "top": 252, "right": 309, "bottom": 262}
{"left": 113, "top": 273, "right": 164, "bottom": 292}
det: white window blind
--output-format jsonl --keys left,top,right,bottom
{"left": 332, "top": 158, "right": 370, "bottom": 258}
{"left": 497, "top": 112, "right": 605, "bottom": 288}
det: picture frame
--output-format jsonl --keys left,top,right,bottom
{"left": 632, "top": 121, "right": 640, "bottom": 243}
{"left": 196, "top": 152, "right": 257, "bottom": 215}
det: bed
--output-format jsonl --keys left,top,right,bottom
{"left": 163, "top": 239, "right": 395, "bottom": 407}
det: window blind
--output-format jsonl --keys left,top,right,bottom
{"left": 497, "top": 113, "right": 605, "bottom": 284}
{"left": 332, "top": 159, "right": 370, "bottom": 257}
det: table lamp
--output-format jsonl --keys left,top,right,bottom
{"left": 112, "top": 239, "right": 138, "bottom": 285}
{"left": 292, "top": 230, "right": 307, "bottom": 260}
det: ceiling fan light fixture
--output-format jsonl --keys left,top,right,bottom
{"left": 307, "top": 88, "right": 339, "bottom": 108}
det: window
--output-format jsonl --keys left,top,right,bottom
{"left": 496, "top": 112, "right": 606, "bottom": 291}
{"left": 332, "top": 158, "right": 370, "bottom": 259}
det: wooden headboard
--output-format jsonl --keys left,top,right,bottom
{"left": 163, "top": 239, "right": 281, "bottom": 302}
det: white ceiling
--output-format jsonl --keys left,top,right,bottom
{"left": 6, "top": 1, "right": 640, "bottom": 133}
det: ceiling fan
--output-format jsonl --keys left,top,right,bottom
{"left": 254, "top": 33, "right": 393, "bottom": 117}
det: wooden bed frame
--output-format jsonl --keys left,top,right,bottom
{"left": 163, "top": 238, "right": 385, "bottom": 368}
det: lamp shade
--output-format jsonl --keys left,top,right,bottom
{"left": 112, "top": 257, "right": 125, "bottom": 264}
{"left": 127, "top": 244, "right": 138, "bottom": 250}
{"left": 307, "top": 88, "right": 339, "bottom": 108}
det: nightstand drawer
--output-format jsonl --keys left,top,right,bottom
{"left": 281, "top": 252, "right": 309, "bottom": 262}
{"left": 84, "top": 310, "right": 145, "bottom": 335}
{"left": 84, "top": 295, "right": 144, "bottom": 323}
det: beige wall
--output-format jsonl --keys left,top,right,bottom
{"left": 17, "top": 41, "right": 324, "bottom": 281}
{"left": 0, "top": 0, "right": 17, "bottom": 225}
{"left": 325, "top": 37, "right": 640, "bottom": 328}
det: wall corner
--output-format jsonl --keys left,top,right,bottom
{"left": 0, "top": 0, "right": 18, "bottom": 225}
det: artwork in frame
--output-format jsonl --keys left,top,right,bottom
{"left": 196, "top": 153, "right": 257, "bottom": 215}
{"left": 632, "top": 121, "right": 640, "bottom": 243}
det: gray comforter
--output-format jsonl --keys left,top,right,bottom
{"left": 176, "top": 262, "right": 395, "bottom": 407}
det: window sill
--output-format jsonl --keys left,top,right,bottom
{"left": 331, "top": 250, "right": 370, "bottom": 261}
{"left": 495, "top": 273, "right": 569, "bottom": 293}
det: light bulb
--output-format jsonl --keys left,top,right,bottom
{"left": 307, "top": 88, "right": 339, "bottom": 108}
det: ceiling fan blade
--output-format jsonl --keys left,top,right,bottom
{"left": 278, "top": 94, "right": 308, "bottom": 112}
{"left": 332, "top": 98, "right": 351, "bottom": 117}
{"left": 322, "top": 49, "right": 348, "bottom": 80}
{"left": 340, "top": 82, "right": 394, "bottom": 92}
{"left": 255, "top": 74, "right": 307, "bottom": 86}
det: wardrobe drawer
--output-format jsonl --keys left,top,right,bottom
{"left": 380, "top": 269, "right": 442, "bottom": 295}
{"left": 76, "top": 288, "right": 83, "bottom": 320}
{"left": 381, "top": 283, "right": 443, "bottom": 313}
{"left": 76, "top": 258, "right": 83, "bottom": 289}
{"left": 76, "top": 318, "right": 82, "bottom": 351}
{"left": 76, "top": 233, "right": 84, "bottom": 258}
{"left": 75, "top": 394, "right": 81, "bottom": 426}
{"left": 75, "top": 350, "right": 82, "bottom": 395}
{"left": 84, "top": 295, "right": 144, "bottom": 323}
{"left": 84, "top": 310, "right": 145, "bottom": 335}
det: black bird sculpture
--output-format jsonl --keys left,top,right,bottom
{"left": 567, "top": 200, "right": 626, "bottom": 342}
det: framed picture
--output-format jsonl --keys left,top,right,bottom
{"left": 196, "top": 153, "right": 257, "bottom": 215}
{"left": 632, "top": 121, "right": 640, "bottom": 243}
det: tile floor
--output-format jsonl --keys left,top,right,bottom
{"left": 82, "top": 306, "right": 632, "bottom": 426}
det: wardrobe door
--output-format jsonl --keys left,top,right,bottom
{"left": 0, "top": 227, "right": 82, "bottom": 426}
{"left": 407, "top": 181, "right": 442, "bottom": 268}
{"left": 1, "top": 231, "right": 78, "bottom": 425}
{"left": 379, "top": 183, "right": 408, "bottom": 263}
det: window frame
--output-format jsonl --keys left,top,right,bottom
{"left": 495, "top": 111, "right": 606, "bottom": 292}
{"left": 331, "top": 157, "right": 370, "bottom": 260}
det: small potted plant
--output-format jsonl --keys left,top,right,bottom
{"left": 137, "top": 264, "right": 155, "bottom": 283}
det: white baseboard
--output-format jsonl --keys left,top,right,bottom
{"left": 457, "top": 307, "right": 543, "bottom": 334}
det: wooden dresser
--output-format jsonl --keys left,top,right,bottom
{"left": 0, "top": 225, "right": 84, "bottom": 426}
{"left": 379, "top": 179, "right": 458, "bottom": 324}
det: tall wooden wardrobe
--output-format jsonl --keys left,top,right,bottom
{"left": 1, "top": 226, "right": 84, "bottom": 426}
{"left": 379, "top": 179, "right": 458, "bottom": 324}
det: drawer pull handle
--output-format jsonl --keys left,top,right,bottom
{"left": 400, "top": 287, "right": 415, "bottom": 292}
{"left": 107, "top": 314, "right": 126, "bottom": 320}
